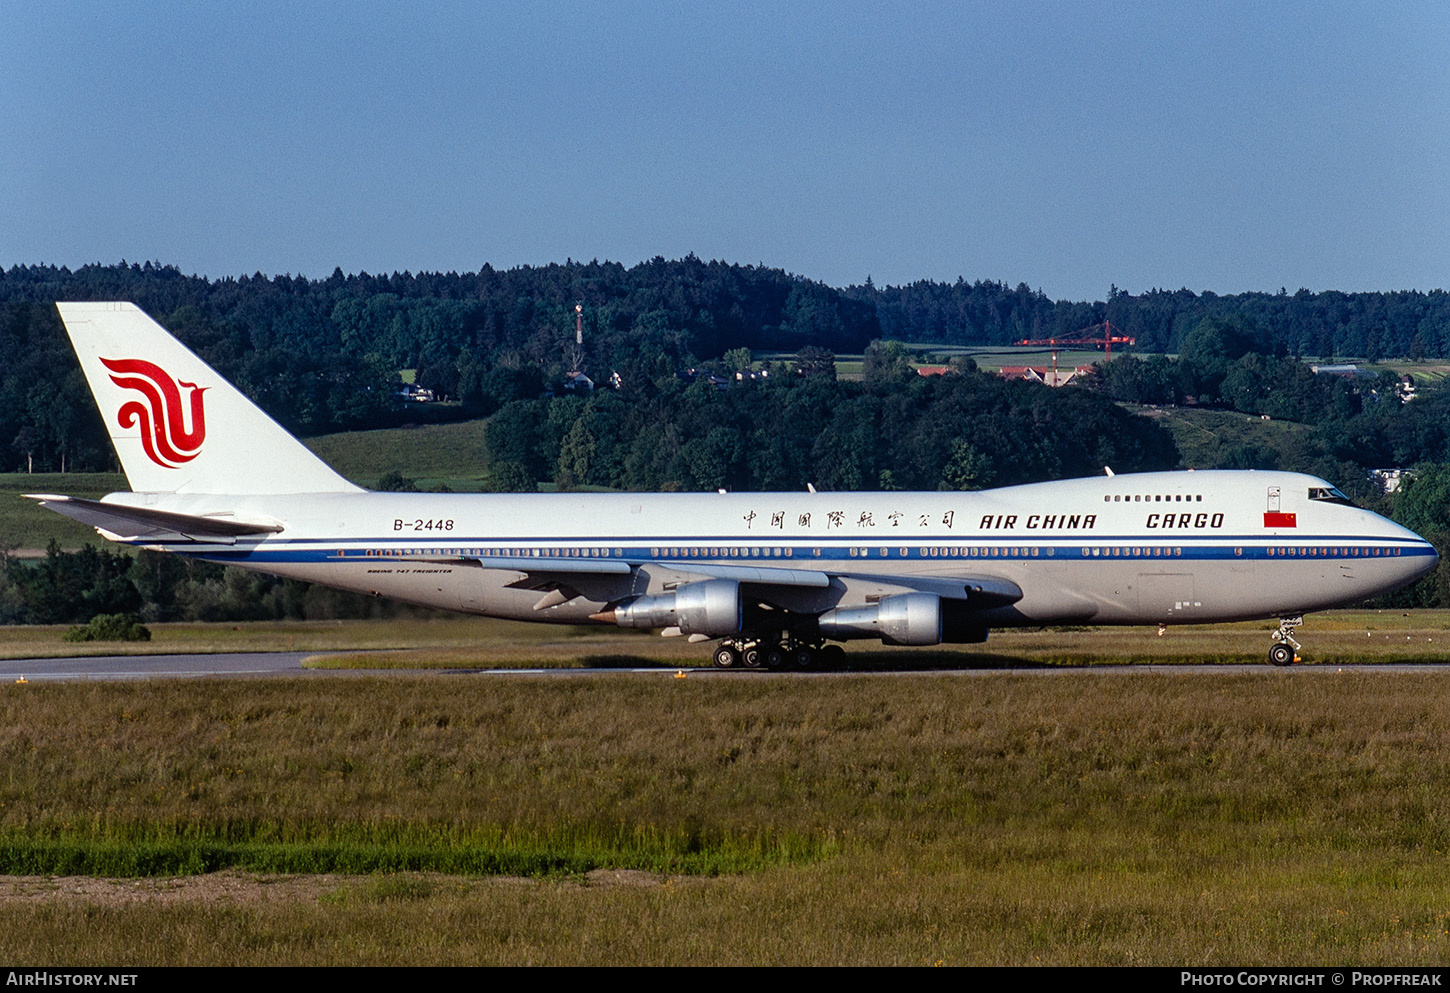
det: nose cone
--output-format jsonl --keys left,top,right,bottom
{"left": 1411, "top": 536, "right": 1440, "bottom": 580}
{"left": 1392, "top": 521, "right": 1439, "bottom": 587}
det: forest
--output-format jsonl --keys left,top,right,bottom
{"left": 2, "top": 259, "right": 1450, "bottom": 476}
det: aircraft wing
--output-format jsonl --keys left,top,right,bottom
{"left": 844, "top": 572, "right": 1023, "bottom": 608}
{"left": 660, "top": 562, "right": 1022, "bottom": 608}
{"left": 24, "top": 494, "right": 283, "bottom": 542}
{"left": 434, "top": 554, "right": 1017, "bottom": 602}
{"left": 427, "top": 554, "right": 1022, "bottom": 613}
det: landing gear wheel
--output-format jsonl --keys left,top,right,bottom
{"left": 741, "top": 644, "right": 764, "bottom": 668}
{"left": 820, "top": 644, "right": 846, "bottom": 670}
{"left": 1268, "top": 615, "right": 1304, "bottom": 667}
{"left": 713, "top": 644, "right": 740, "bottom": 669}
{"left": 792, "top": 646, "right": 816, "bottom": 670}
{"left": 763, "top": 644, "right": 788, "bottom": 670}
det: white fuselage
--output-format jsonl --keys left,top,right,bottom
{"left": 100, "top": 469, "right": 1437, "bottom": 628}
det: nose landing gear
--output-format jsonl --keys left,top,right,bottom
{"left": 1268, "top": 615, "right": 1303, "bottom": 666}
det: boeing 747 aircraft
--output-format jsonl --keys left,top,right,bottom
{"left": 29, "top": 302, "right": 1439, "bottom": 668}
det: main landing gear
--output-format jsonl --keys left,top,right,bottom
{"left": 712, "top": 639, "right": 846, "bottom": 671}
{"left": 1268, "top": 615, "right": 1303, "bottom": 667}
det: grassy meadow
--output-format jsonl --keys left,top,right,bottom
{"left": 0, "top": 608, "right": 1446, "bottom": 670}
{"left": 1, "top": 608, "right": 1448, "bottom": 668}
{"left": 0, "top": 473, "right": 130, "bottom": 552}
{"left": 1371, "top": 360, "right": 1450, "bottom": 384}
{"left": 5, "top": 668, "right": 1450, "bottom": 964}
{"left": 304, "top": 418, "right": 493, "bottom": 492}
{"left": 1134, "top": 405, "right": 1315, "bottom": 470}
{"left": 0, "top": 615, "right": 578, "bottom": 659}
{"left": 297, "top": 608, "right": 1450, "bottom": 670}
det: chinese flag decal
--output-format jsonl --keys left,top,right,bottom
{"left": 1264, "top": 512, "right": 1297, "bottom": 528}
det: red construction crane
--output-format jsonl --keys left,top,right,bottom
{"left": 1016, "top": 320, "right": 1136, "bottom": 382}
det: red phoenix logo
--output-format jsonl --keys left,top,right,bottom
{"left": 100, "top": 358, "right": 208, "bottom": 468}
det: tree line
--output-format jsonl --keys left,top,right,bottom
{"left": 852, "top": 279, "right": 1450, "bottom": 359}
{"left": 2, "top": 260, "right": 1449, "bottom": 473}
{"left": 481, "top": 351, "right": 1178, "bottom": 495}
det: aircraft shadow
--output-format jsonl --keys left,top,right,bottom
{"left": 577, "top": 651, "right": 1054, "bottom": 672}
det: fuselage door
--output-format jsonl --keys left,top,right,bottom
{"left": 1138, "top": 572, "right": 1200, "bottom": 620}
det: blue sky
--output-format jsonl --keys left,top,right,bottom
{"left": 3, "top": 0, "right": 1447, "bottom": 300}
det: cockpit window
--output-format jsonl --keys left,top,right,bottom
{"left": 1308, "top": 486, "right": 1355, "bottom": 507}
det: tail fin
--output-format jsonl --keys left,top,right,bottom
{"left": 56, "top": 302, "right": 364, "bottom": 495}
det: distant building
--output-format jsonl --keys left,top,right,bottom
{"left": 1309, "top": 363, "right": 1375, "bottom": 379}
{"left": 563, "top": 371, "right": 594, "bottom": 392}
{"left": 1370, "top": 468, "right": 1412, "bottom": 494}
{"left": 997, "top": 365, "right": 1092, "bottom": 388}
{"left": 677, "top": 368, "right": 738, "bottom": 390}
{"left": 395, "top": 384, "right": 436, "bottom": 403}
{"left": 915, "top": 365, "right": 952, "bottom": 377}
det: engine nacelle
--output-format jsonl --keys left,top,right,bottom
{"left": 817, "top": 592, "right": 943, "bottom": 646}
{"left": 609, "top": 579, "right": 743, "bottom": 637}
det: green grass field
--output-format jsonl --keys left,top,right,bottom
{"left": 0, "top": 473, "right": 130, "bottom": 552}
{"left": 930, "top": 345, "right": 1110, "bottom": 371}
{"left": 0, "top": 609, "right": 1444, "bottom": 668}
{"left": 292, "top": 609, "right": 1450, "bottom": 670}
{"left": 0, "top": 616, "right": 559, "bottom": 659}
{"left": 1133, "top": 404, "right": 1315, "bottom": 469}
{"left": 304, "top": 418, "right": 493, "bottom": 491}
{"left": 1369, "top": 361, "right": 1450, "bottom": 384}
{"left": 5, "top": 656, "right": 1450, "bottom": 964}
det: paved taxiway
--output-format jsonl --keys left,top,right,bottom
{"left": 3, "top": 652, "right": 1450, "bottom": 681}
{"left": 0, "top": 652, "right": 320, "bottom": 681}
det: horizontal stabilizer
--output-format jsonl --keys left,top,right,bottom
{"left": 26, "top": 494, "right": 283, "bottom": 542}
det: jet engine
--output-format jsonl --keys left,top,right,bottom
{"left": 604, "top": 579, "right": 743, "bottom": 637}
{"left": 816, "top": 592, "right": 943, "bottom": 646}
